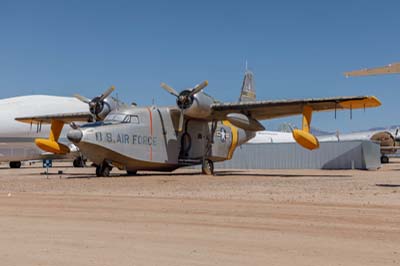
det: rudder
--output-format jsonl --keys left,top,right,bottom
{"left": 239, "top": 70, "right": 256, "bottom": 102}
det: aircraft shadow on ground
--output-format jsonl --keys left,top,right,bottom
{"left": 214, "top": 172, "right": 352, "bottom": 178}
{"left": 62, "top": 171, "right": 203, "bottom": 179}
{"left": 60, "top": 170, "right": 352, "bottom": 179}
{"left": 375, "top": 184, "right": 400, "bottom": 188}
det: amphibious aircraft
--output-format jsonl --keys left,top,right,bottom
{"left": 16, "top": 72, "right": 381, "bottom": 176}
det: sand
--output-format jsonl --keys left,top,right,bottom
{"left": 0, "top": 160, "right": 399, "bottom": 266}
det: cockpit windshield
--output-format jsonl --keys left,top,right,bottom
{"left": 104, "top": 113, "right": 140, "bottom": 124}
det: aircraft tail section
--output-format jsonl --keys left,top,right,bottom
{"left": 239, "top": 70, "right": 256, "bottom": 102}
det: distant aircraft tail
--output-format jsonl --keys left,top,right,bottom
{"left": 239, "top": 70, "right": 256, "bottom": 102}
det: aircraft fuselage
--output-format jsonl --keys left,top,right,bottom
{"left": 68, "top": 106, "right": 254, "bottom": 172}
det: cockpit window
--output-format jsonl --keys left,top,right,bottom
{"left": 105, "top": 114, "right": 140, "bottom": 124}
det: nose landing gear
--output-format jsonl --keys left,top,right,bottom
{"left": 73, "top": 157, "right": 86, "bottom": 168}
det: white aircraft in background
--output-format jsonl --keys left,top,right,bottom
{"left": 1, "top": 87, "right": 120, "bottom": 168}
{"left": 249, "top": 129, "right": 400, "bottom": 163}
{"left": 0, "top": 95, "right": 88, "bottom": 168}
{"left": 340, "top": 61, "right": 400, "bottom": 162}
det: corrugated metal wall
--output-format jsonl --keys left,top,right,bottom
{"left": 214, "top": 140, "right": 381, "bottom": 170}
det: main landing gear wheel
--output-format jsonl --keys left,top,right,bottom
{"left": 126, "top": 170, "right": 137, "bottom": 176}
{"left": 9, "top": 161, "right": 21, "bottom": 169}
{"left": 201, "top": 159, "right": 214, "bottom": 175}
{"left": 381, "top": 155, "right": 389, "bottom": 164}
{"left": 96, "top": 163, "right": 112, "bottom": 177}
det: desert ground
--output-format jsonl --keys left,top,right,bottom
{"left": 0, "top": 160, "right": 399, "bottom": 266}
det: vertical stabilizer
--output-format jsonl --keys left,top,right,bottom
{"left": 239, "top": 70, "right": 256, "bottom": 102}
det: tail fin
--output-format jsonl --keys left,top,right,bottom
{"left": 239, "top": 70, "right": 256, "bottom": 102}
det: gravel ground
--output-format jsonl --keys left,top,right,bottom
{"left": 0, "top": 160, "right": 399, "bottom": 265}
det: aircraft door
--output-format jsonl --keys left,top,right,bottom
{"left": 179, "top": 120, "right": 209, "bottom": 159}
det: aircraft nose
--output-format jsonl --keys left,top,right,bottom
{"left": 67, "top": 129, "right": 83, "bottom": 143}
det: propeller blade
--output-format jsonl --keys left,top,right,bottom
{"left": 99, "top": 86, "right": 115, "bottom": 101}
{"left": 161, "top": 82, "right": 179, "bottom": 97}
{"left": 74, "top": 94, "right": 91, "bottom": 104}
{"left": 189, "top": 80, "right": 208, "bottom": 97}
{"left": 178, "top": 110, "right": 184, "bottom": 132}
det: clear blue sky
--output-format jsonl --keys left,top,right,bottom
{"left": 1, "top": 0, "right": 399, "bottom": 132}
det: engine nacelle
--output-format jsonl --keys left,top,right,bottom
{"left": 226, "top": 113, "right": 265, "bottom": 131}
{"left": 92, "top": 97, "right": 119, "bottom": 121}
{"left": 182, "top": 91, "right": 214, "bottom": 119}
{"left": 371, "top": 131, "right": 396, "bottom": 154}
{"left": 371, "top": 131, "right": 395, "bottom": 146}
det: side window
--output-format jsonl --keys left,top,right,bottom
{"left": 130, "top": 115, "right": 139, "bottom": 124}
{"left": 122, "top": 115, "right": 139, "bottom": 124}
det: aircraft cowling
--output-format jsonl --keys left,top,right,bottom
{"left": 371, "top": 131, "right": 396, "bottom": 151}
{"left": 182, "top": 91, "right": 214, "bottom": 119}
{"left": 91, "top": 97, "right": 119, "bottom": 121}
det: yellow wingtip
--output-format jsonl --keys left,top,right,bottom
{"left": 367, "top": 96, "right": 381, "bottom": 107}
{"left": 340, "top": 96, "right": 381, "bottom": 109}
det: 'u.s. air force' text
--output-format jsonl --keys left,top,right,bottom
{"left": 95, "top": 132, "right": 157, "bottom": 146}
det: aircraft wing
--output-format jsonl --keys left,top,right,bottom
{"left": 15, "top": 112, "right": 92, "bottom": 124}
{"left": 210, "top": 96, "right": 380, "bottom": 121}
{"left": 344, "top": 63, "right": 400, "bottom": 77}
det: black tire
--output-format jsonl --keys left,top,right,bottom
{"left": 73, "top": 157, "right": 85, "bottom": 168}
{"left": 9, "top": 161, "right": 21, "bottom": 169}
{"left": 201, "top": 159, "right": 214, "bottom": 175}
{"left": 102, "top": 166, "right": 111, "bottom": 177}
{"left": 126, "top": 170, "right": 137, "bottom": 176}
{"left": 96, "top": 163, "right": 112, "bottom": 177}
{"left": 95, "top": 165, "right": 102, "bottom": 177}
{"left": 381, "top": 155, "right": 389, "bottom": 164}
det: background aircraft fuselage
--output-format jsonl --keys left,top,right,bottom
{"left": 0, "top": 95, "right": 87, "bottom": 165}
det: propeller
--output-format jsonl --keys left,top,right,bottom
{"left": 74, "top": 86, "right": 115, "bottom": 121}
{"left": 160, "top": 81, "right": 208, "bottom": 131}
{"left": 395, "top": 127, "right": 400, "bottom": 142}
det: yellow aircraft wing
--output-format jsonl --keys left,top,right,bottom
{"left": 211, "top": 95, "right": 380, "bottom": 150}
{"left": 344, "top": 63, "right": 400, "bottom": 77}
{"left": 15, "top": 112, "right": 93, "bottom": 155}
{"left": 211, "top": 96, "right": 380, "bottom": 120}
